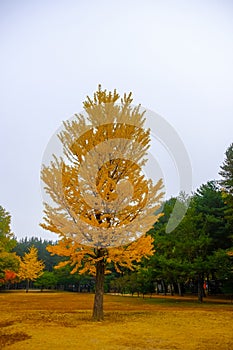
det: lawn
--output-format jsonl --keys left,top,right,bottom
{"left": 0, "top": 291, "right": 232, "bottom": 349}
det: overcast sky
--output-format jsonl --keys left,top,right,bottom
{"left": 1, "top": 0, "right": 233, "bottom": 241}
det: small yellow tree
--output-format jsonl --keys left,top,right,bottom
{"left": 42, "top": 86, "right": 164, "bottom": 320}
{"left": 17, "top": 246, "right": 44, "bottom": 292}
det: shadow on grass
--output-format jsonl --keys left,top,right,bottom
{"left": 0, "top": 321, "right": 31, "bottom": 348}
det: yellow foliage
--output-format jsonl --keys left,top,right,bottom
{"left": 41, "top": 87, "right": 163, "bottom": 246}
{"left": 17, "top": 246, "right": 44, "bottom": 282}
{"left": 42, "top": 85, "right": 163, "bottom": 279}
{"left": 47, "top": 234, "right": 154, "bottom": 275}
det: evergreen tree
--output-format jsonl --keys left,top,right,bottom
{"left": 219, "top": 143, "right": 233, "bottom": 236}
{"left": 194, "top": 181, "right": 231, "bottom": 250}
{"left": 219, "top": 143, "right": 233, "bottom": 195}
{"left": 150, "top": 194, "right": 230, "bottom": 301}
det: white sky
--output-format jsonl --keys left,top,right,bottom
{"left": 0, "top": 0, "right": 233, "bottom": 241}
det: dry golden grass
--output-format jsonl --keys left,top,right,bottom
{"left": 0, "top": 291, "right": 232, "bottom": 350}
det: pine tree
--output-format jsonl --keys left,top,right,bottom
{"left": 219, "top": 143, "right": 233, "bottom": 195}
{"left": 219, "top": 143, "right": 233, "bottom": 236}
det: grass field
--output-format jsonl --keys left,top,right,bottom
{"left": 0, "top": 291, "right": 232, "bottom": 350}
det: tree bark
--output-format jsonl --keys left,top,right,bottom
{"left": 178, "top": 282, "right": 183, "bottom": 297}
{"left": 92, "top": 249, "right": 105, "bottom": 321}
{"left": 26, "top": 279, "right": 29, "bottom": 293}
{"left": 171, "top": 283, "right": 174, "bottom": 296}
{"left": 197, "top": 274, "right": 203, "bottom": 303}
{"left": 161, "top": 280, "right": 166, "bottom": 296}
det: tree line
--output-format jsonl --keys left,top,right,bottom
{"left": 0, "top": 143, "right": 232, "bottom": 300}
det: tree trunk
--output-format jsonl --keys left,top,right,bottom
{"left": 197, "top": 274, "right": 203, "bottom": 303}
{"left": 161, "top": 280, "right": 166, "bottom": 296}
{"left": 26, "top": 279, "right": 29, "bottom": 293}
{"left": 171, "top": 283, "right": 174, "bottom": 296}
{"left": 92, "top": 249, "right": 105, "bottom": 321}
{"left": 206, "top": 275, "right": 210, "bottom": 296}
{"left": 178, "top": 282, "right": 183, "bottom": 296}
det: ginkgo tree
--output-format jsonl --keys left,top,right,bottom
{"left": 17, "top": 246, "right": 44, "bottom": 292}
{"left": 41, "top": 86, "right": 163, "bottom": 320}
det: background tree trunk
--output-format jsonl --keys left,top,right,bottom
{"left": 92, "top": 249, "right": 105, "bottom": 321}
{"left": 26, "top": 279, "right": 29, "bottom": 293}
{"left": 198, "top": 274, "right": 203, "bottom": 302}
{"left": 178, "top": 282, "right": 183, "bottom": 296}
